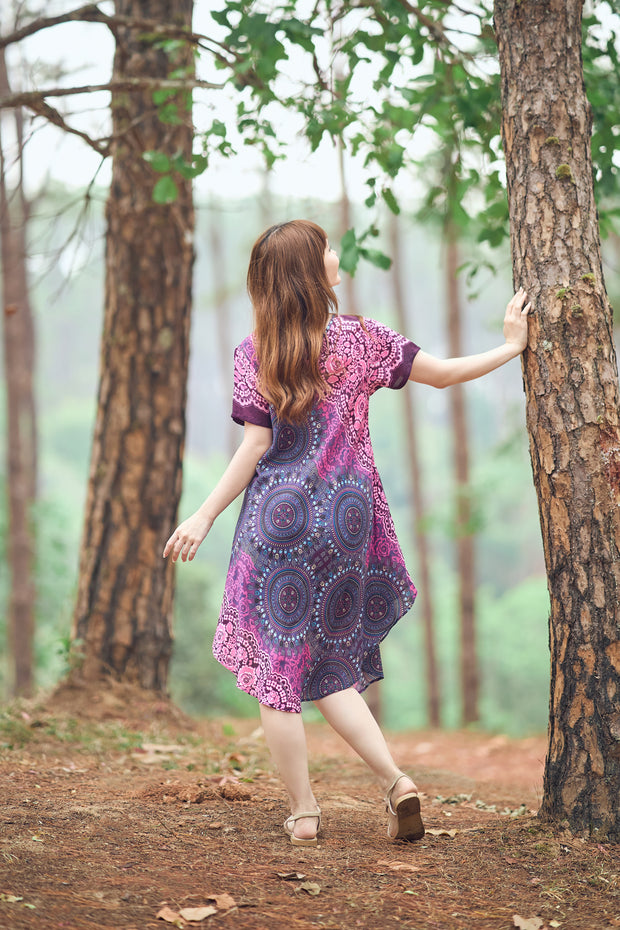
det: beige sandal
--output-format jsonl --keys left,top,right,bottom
{"left": 283, "top": 809, "right": 322, "bottom": 847}
{"left": 385, "top": 773, "right": 425, "bottom": 842}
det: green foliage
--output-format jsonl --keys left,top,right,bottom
{"left": 0, "top": 707, "right": 146, "bottom": 753}
{"left": 143, "top": 150, "right": 171, "bottom": 173}
{"left": 582, "top": 8, "right": 620, "bottom": 231}
{"left": 478, "top": 578, "right": 550, "bottom": 734}
{"left": 152, "top": 175, "right": 179, "bottom": 204}
{"left": 138, "top": 1, "right": 620, "bottom": 260}
{"left": 338, "top": 226, "right": 392, "bottom": 276}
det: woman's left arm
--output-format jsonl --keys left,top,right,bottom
{"left": 409, "top": 287, "right": 531, "bottom": 389}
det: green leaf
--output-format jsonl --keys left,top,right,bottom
{"left": 152, "top": 175, "right": 179, "bottom": 204}
{"left": 360, "top": 248, "right": 392, "bottom": 270}
{"left": 152, "top": 88, "right": 177, "bottom": 105}
{"left": 143, "top": 150, "right": 171, "bottom": 173}
{"left": 339, "top": 229, "right": 360, "bottom": 276}
{"left": 157, "top": 102, "right": 183, "bottom": 125}
{"left": 382, "top": 187, "right": 400, "bottom": 215}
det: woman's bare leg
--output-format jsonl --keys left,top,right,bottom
{"left": 259, "top": 703, "right": 320, "bottom": 840}
{"left": 314, "top": 687, "right": 418, "bottom": 829}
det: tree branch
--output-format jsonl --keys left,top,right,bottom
{"left": 25, "top": 98, "right": 109, "bottom": 156}
{"left": 0, "top": 77, "right": 223, "bottom": 112}
{"left": 0, "top": 3, "right": 235, "bottom": 65}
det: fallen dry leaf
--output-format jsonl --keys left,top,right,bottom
{"left": 206, "top": 822, "right": 223, "bottom": 830}
{"left": 426, "top": 828, "right": 458, "bottom": 838}
{"left": 277, "top": 872, "right": 306, "bottom": 881}
{"left": 156, "top": 905, "right": 183, "bottom": 924}
{"left": 376, "top": 859, "right": 420, "bottom": 873}
{"left": 512, "top": 916, "right": 544, "bottom": 930}
{"left": 209, "top": 893, "right": 236, "bottom": 910}
{"left": 179, "top": 905, "right": 217, "bottom": 921}
{"left": 297, "top": 882, "right": 321, "bottom": 896}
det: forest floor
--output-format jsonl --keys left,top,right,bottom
{"left": 0, "top": 681, "right": 618, "bottom": 930}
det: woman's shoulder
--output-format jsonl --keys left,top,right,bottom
{"left": 329, "top": 315, "right": 388, "bottom": 341}
{"left": 235, "top": 333, "right": 257, "bottom": 359}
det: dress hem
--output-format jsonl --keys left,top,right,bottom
{"left": 213, "top": 588, "right": 416, "bottom": 713}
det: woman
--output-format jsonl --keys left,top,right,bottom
{"left": 164, "top": 219, "right": 531, "bottom": 846}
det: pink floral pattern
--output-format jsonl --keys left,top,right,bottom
{"left": 213, "top": 315, "right": 420, "bottom": 712}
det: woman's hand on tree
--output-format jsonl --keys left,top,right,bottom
{"left": 163, "top": 510, "right": 213, "bottom": 563}
{"left": 503, "top": 287, "right": 531, "bottom": 352}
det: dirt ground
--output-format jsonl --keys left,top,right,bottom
{"left": 1, "top": 681, "right": 619, "bottom": 930}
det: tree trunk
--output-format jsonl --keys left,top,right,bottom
{"left": 208, "top": 203, "right": 236, "bottom": 460}
{"left": 72, "top": 0, "right": 194, "bottom": 691}
{"left": 445, "top": 229, "right": 478, "bottom": 725}
{"left": 0, "top": 49, "right": 37, "bottom": 697}
{"left": 390, "top": 212, "right": 441, "bottom": 727}
{"left": 495, "top": 0, "right": 620, "bottom": 839}
{"left": 337, "top": 139, "right": 359, "bottom": 316}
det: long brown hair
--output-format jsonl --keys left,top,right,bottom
{"left": 248, "top": 219, "right": 338, "bottom": 425}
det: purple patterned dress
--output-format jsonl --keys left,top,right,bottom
{"left": 212, "top": 315, "right": 420, "bottom": 712}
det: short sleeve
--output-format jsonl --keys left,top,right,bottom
{"left": 231, "top": 337, "right": 272, "bottom": 428}
{"left": 364, "top": 318, "right": 420, "bottom": 392}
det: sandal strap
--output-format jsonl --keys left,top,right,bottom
{"left": 285, "top": 809, "right": 322, "bottom": 826}
{"left": 384, "top": 773, "right": 410, "bottom": 815}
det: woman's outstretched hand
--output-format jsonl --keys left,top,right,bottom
{"left": 503, "top": 287, "right": 532, "bottom": 353}
{"left": 163, "top": 510, "right": 213, "bottom": 563}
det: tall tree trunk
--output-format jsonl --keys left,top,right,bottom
{"left": 72, "top": 0, "right": 195, "bottom": 691}
{"left": 445, "top": 229, "right": 478, "bottom": 725}
{"left": 495, "top": 0, "right": 620, "bottom": 839}
{"left": 0, "top": 49, "right": 37, "bottom": 697}
{"left": 390, "top": 212, "right": 441, "bottom": 727}
{"left": 337, "top": 139, "right": 359, "bottom": 316}
{"left": 208, "top": 203, "right": 235, "bottom": 460}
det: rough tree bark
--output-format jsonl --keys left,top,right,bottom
{"left": 72, "top": 0, "right": 194, "bottom": 690}
{"left": 495, "top": 0, "right": 620, "bottom": 839}
{"left": 390, "top": 212, "right": 441, "bottom": 727}
{"left": 0, "top": 48, "right": 37, "bottom": 697}
{"left": 445, "top": 229, "right": 478, "bottom": 725}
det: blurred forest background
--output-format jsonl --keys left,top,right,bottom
{"left": 1, "top": 1, "right": 619, "bottom": 739}
{"left": 5, "top": 179, "right": 615, "bottom": 736}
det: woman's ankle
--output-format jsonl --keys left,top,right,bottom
{"left": 384, "top": 772, "right": 418, "bottom": 802}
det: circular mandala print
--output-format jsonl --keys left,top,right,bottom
{"left": 259, "top": 486, "right": 312, "bottom": 548}
{"left": 363, "top": 578, "right": 402, "bottom": 641}
{"left": 322, "top": 571, "right": 362, "bottom": 640}
{"left": 265, "top": 568, "right": 312, "bottom": 638}
{"left": 333, "top": 488, "right": 370, "bottom": 552}
{"left": 306, "top": 657, "right": 358, "bottom": 699}
{"left": 270, "top": 423, "right": 311, "bottom": 465}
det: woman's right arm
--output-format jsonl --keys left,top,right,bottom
{"left": 409, "top": 288, "right": 531, "bottom": 388}
{"left": 163, "top": 422, "right": 273, "bottom": 563}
